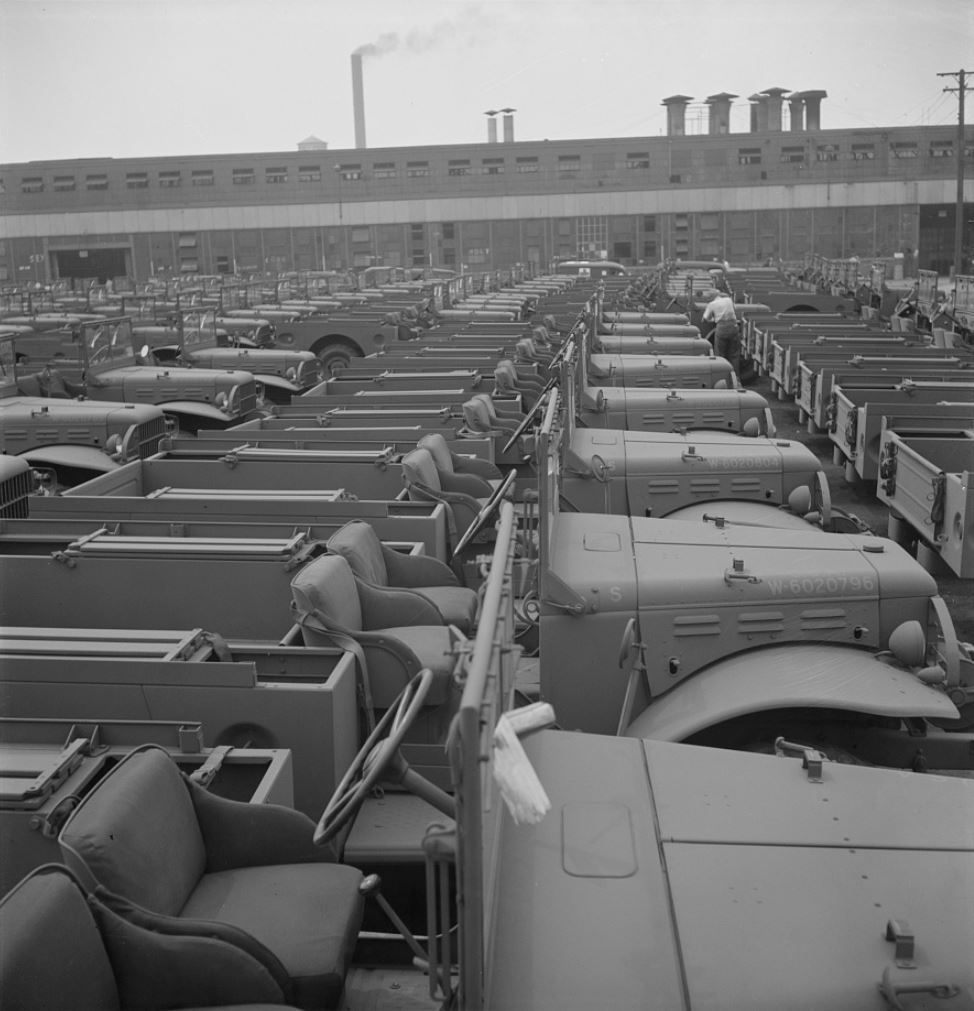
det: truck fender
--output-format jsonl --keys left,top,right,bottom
{"left": 253, "top": 373, "right": 300, "bottom": 393}
{"left": 621, "top": 642, "right": 961, "bottom": 742}
{"left": 21, "top": 445, "right": 119, "bottom": 473}
{"left": 158, "top": 400, "right": 236, "bottom": 423}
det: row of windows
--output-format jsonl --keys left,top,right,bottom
{"left": 15, "top": 142, "right": 968, "bottom": 194}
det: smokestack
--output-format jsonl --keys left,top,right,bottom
{"left": 662, "top": 95, "right": 693, "bottom": 137}
{"left": 485, "top": 110, "right": 498, "bottom": 143}
{"left": 351, "top": 52, "right": 366, "bottom": 149}
{"left": 501, "top": 107, "right": 515, "bottom": 143}
{"left": 788, "top": 94, "right": 805, "bottom": 131}
{"left": 762, "top": 87, "right": 789, "bottom": 132}
{"left": 705, "top": 93, "right": 736, "bottom": 135}
{"left": 801, "top": 90, "right": 827, "bottom": 131}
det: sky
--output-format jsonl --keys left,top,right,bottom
{"left": 0, "top": 0, "right": 971, "bottom": 165}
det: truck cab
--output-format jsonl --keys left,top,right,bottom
{"left": 43, "top": 317, "right": 265, "bottom": 434}
{"left": 135, "top": 308, "right": 322, "bottom": 403}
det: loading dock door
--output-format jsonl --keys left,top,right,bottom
{"left": 55, "top": 248, "right": 128, "bottom": 283}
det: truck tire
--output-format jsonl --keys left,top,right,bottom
{"left": 314, "top": 340, "right": 359, "bottom": 377}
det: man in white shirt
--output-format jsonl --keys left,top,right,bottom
{"left": 702, "top": 289, "right": 741, "bottom": 379}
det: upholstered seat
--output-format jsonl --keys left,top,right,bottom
{"left": 290, "top": 552, "right": 461, "bottom": 709}
{"left": 0, "top": 863, "right": 302, "bottom": 1011}
{"left": 417, "top": 432, "right": 502, "bottom": 490}
{"left": 461, "top": 393, "right": 522, "bottom": 436}
{"left": 326, "top": 519, "right": 478, "bottom": 633}
{"left": 401, "top": 447, "right": 487, "bottom": 546}
{"left": 493, "top": 360, "right": 544, "bottom": 410}
{"left": 57, "top": 747, "right": 364, "bottom": 1011}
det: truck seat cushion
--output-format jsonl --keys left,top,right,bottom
{"left": 413, "top": 585, "right": 479, "bottom": 633}
{"left": 462, "top": 397, "right": 495, "bottom": 433}
{"left": 59, "top": 747, "right": 206, "bottom": 916}
{"left": 327, "top": 521, "right": 388, "bottom": 585}
{"left": 372, "top": 624, "right": 457, "bottom": 705}
{"left": 181, "top": 863, "right": 364, "bottom": 1010}
{"left": 417, "top": 432, "right": 454, "bottom": 472}
{"left": 0, "top": 866, "right": 121, "bottom": 1011}
{"left": 291, "top": 555, "right": 364, "bottom": 632}
{"left": 93, "top": 884, "right": 293, "bottom": 997}
{"left": 89, "top": 892, "right": 289, "bottom": 1010}
{"left": 402, "top": 448, "right": 442, "bottom": 491}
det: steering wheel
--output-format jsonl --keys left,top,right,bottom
{"left": 314, "top": 668, "right": 436, "bottom": 846}
{"left": 452, "top": 468, "right": 518, "bottom": 558}
{"left": 89, "top": 340, "right": 112, "bottom": 364}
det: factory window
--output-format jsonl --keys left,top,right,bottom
{"left": 232, "top": 168, "right": 256, "bottom": 185}
{"left": 21, "top": 176, "right": 44, "bottom": 193}
{"left": 674, "top": 215, "right": 689, "bottom": 231}
{"left": 448, "top": 159, "right": 470, "bottom": 176}
{"left": 406, "top": 161, "right": 430, "bottom": 177}
{"left": 851, "top": 144, "right": 875, "bottom": 161}
{"left": 265, "top": 167, "right": 288, "bottom": 184}
{"left": 337, "top": 164, "right": 362, "bottom": 181}
{"left": 53, "top": 175, "right": 76, "bottom": 192}
{"left": 86, "top": 174, "right": 109, "bottom": 191}
{"left": 669, "top": 174, "right": 682, "bottom": 184}
{"left": 816, "top": 145, "right": 839, "bottom": 162}
{"left": 516, "top": 157, "right": 539, "bottom": 173}
{"left": 642, "top": 216, "right": 657, "bottom": 232}
{"left": 482, "top": 157, "right": 504, "bottom": 175}
{"left": 643, "top": 240, "right": 657, "bottom": 258}
{"left": 298, "top": 165, "right": 321, "bottom": 182}
{"left": 159, "top": 170, "right": 182, "bottom": 187}
{"left": 372, "top": 162, "right": 397, "bottom": 178}
{"left": 929, "top": 141, "right": 953, "bottom": 158}
{"left": 177, "top": 233, "right": 197, "bottom": 248}
{"left": 441, "top": 223, "right": 455, "bottom": 239}
{"left": 626, "top": 152, "right": 650, "bottom": 170}
{"left": 780, "top": 146, "right": 805, "bottom": 164}
{"left": 179, "top": 259, "right": 199, "bottom": 273}
{"left": 466, "top": 248, "right": 488, "bottom": 263}
{"left": 890, "top": 142, "right": 918, "bottom": 159}
{"left": 613, "top": 241, "right": 632, "bottom": 260}
{"left": 738, "top": 148, "right": 761, "bottom": 165}
{"left": 557, "top": 155, "right": 581, "bottom": 173}
{"left": 192, "top": 170, "right": 214, "bottom": 186}
{"left": 351, "top": 227, "right": 370, "bottom": 243}
{"left": 126, "top": 172, "right": 149, "bottom": 189}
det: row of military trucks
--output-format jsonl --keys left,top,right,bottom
{"left": 1, "top": 262, "right": 972, "bottom": 1009}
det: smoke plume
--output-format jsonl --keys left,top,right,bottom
{"left": 354, "top": 6, "right": 487, "bottom": 58}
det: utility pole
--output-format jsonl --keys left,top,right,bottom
{"left": 937, "top": 69, "right": 971, "bottom": 281}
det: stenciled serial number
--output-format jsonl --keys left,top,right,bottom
{"left": 766, "top": 575, "right": 876, "bottom": 595}
{"left": 696, "top": 456, "right": 779, "bottom": 470}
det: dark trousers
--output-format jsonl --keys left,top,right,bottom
{"left": 714, "top": 320, "right": 741, "bottom": 379}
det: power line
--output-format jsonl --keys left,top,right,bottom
{"left": 937, "top": 69, "right": 971, "bottom": 279}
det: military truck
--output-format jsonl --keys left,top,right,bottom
{"left": 534, "top": 394, "right": 974, "bottom": 743}
{"left": 0, "top": 335, "right": 169, "bottom": 490}
{"left": 17, "top": 316, "right": 266, "bottom": 434}
{"left": 132, "top": 307, "right": 323, "bottom": 403}
{"left": 1, "top": 506, "right": 971, "bottom": 1011}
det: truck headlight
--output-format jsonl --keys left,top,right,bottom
{"left": 104, "top": 433, "right": 124, "bottom": 459}
{"left": 214, "top": 392, "right": 229, "bottom": 410}
{"left": 286, "top": 366, "right": 298, "bottom": 382}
